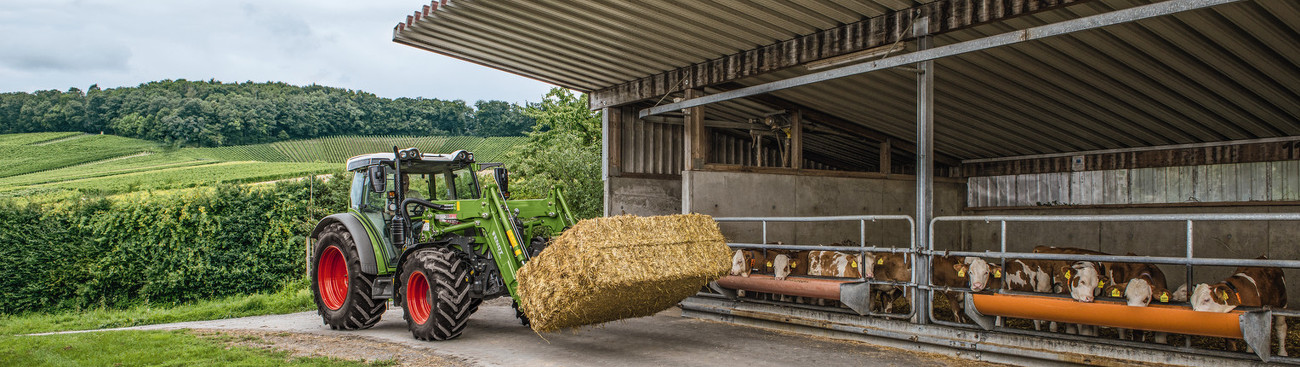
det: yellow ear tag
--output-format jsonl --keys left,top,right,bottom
{"left": 958, "top": 269, "right": 966, "bottom": 277}
{"left": 993, "top": 270, "right": 1002, "bottom": 278}
{"left": 876, "top": 258, "right": 884, "bottom": 265}
{"left": 1159, "top": 293, "right": 1169, "bottom": 303}
{"left": 766, "top": 261, "right": 772, "bottom": 268}
{"left": 1218, "top": 291, "right": 1229, "bottom": 301}
{"left": 790, "top": 262, "right": 797, "bottom": 269}
{"left": 1097, "top": 280, "right": 1105, "bottom": 288}
{"left": 851, "top": 261, "right": 858, "bottom": 268}
{"left": 1064, "top": 270, "right": 1071, "bottom": 278}
{"left": 1110, "top": 288, "right": 1121, "bottom": 297}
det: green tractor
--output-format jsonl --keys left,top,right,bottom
{"left": 307, "top": 147, "right": 575, "bottom": 340}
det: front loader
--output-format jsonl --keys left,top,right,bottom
{"left": 307, "top": 147, "right": 575, "bottom": 340}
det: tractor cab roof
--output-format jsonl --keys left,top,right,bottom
{"left": 346, "top": 149, "right": 475, "bottom": 173}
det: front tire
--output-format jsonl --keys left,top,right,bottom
{"left": 401, "top": 248, "right": 474, "bottom": 341}
{"left": 311, "top": 223, "right": 387, "bottom": 330}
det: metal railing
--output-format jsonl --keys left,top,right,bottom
{"left": 713, "top": 215, "right": 918, "bottom": 319}
{"left": 702, "top": 212, "right": 1300, "bottom": 362}
{"left": 924, "top": 213, "right": 1300, "bottom": 362}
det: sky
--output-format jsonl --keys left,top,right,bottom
{"left": 0, "top": 0, "right": 555, "bottom": 104}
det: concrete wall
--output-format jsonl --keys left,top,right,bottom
{"left": 682, "top": 170, "right": 965, "bottom": 249}
{"left": 964, "top": 205, "right": 1300, "bottom": 305}
{"left": 606, "top": 176, "right": 682, "bottom": 216}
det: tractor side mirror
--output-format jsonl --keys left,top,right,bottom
{"left": 494, "top": 167, "right": 509, "bottom": 198}
{"left": 368, "top": 165, "right": 387, "bottom": 193}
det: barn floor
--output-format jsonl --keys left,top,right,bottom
{"left": 47, "top": 298, "right": 1000, "bottom": 367}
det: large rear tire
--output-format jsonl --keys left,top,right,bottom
{"left": 400, "top": 248, "right": 474, "bottom": 341}
{"left": 311, "top": 223, "right": 386, "bottom": 330}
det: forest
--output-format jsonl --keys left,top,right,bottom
{"left": 0, "top": 79, "right": 535, "bottom": 147}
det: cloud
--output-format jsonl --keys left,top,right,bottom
{"left": 0, "top": 38, "right": 132, "bottom": 72}
{"left": 0, "top": 0, "right": 555, "bottom": 104}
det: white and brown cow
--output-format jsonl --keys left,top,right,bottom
{"left": 771, "top": 250, "right": 810, "bottom": 281}
{"left": 932, "top": 256, "right": 1002, "bottom": 323}
{"left": 1190, "top": 257, "right": 1288, "bottom": 357}
{"left": 1100, "top": 258, "right": 1172, "bottom": 342}
{"left": 730, "top": 249, "right": 768, "bottom": 277}
{"left": 1003, "top": 257, "right": 1067, "bottom": 331}
{"left": 806, "top": 250, "right": 864, "bottom": 278}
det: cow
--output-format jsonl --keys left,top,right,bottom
{"left": 1101, "top": 260, "right": 1172, "bottom": 307}
{"left": 806, "top": 250, "right": 864, "bottom": 278}
{"left": 770, "top": 250, "right": 810, "bottom": 281}
{"left": 1033, "top": 246, "right": 1111, "bottom": 303}
{"left": 1099, "top": 259, "right": 1172, "bottom": 342}
{"left": 1003, "top": 257, "right": 1067, "bottom": 331}
{"left": 730, "top": 249, "right": 769, "bottom": 277}
{"left": 931, "top": 256, "right": 1002, "bottom": 323}
{"left": 870, "top": 252, "right": 912, "bottom": 313}
{"left": 1190, "top": 257, "right": 1288, "bottom": 357}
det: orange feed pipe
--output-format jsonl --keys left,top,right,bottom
{"left": 971, "top": 293, "right": 1244, "bottom": 338}
{"left": 715, "top": 275, "right": 849, "bottom": 299}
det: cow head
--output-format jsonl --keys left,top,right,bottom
{"left": 1191, "top": 283, "right": 1238, "bottom": 313}
{"left": 956, "top": 257, "right": 994, "bottom": 291}
{"left": 1171, "top": 283, "right": 1189, "bottom": 303}
{"left": 773, "top": 253, "right": 792, "bottom": 280}
{"left": 859, "top": 252, "right": 878, "bottom": 279}
{"left": 1061, "top": 262, "right": 1100, "bottom": 302}
{"left": 730, "top": 250, "right": 746, "bottom": 276}
{"left": 1122, "top": 279, "right": 1154, "bottom": 307}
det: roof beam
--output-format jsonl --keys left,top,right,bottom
{"left": 589, "top": 0, "right": 1098, "bottom": 109}
{"left": 637, "top": 0, "right": 1244, "bottom": 118}
{"left": 726, "top": 85, "right": 962, "bottom": 167}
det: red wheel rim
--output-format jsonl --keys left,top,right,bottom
{"left": 318, "top": 246, "right": 349, "bottom": 310}
{"left": 407, "top": 271, "right": 431, "bottom": 325}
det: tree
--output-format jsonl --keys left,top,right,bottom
{"left": 0, "top": 79, "right": 537, "bottom": 146}
{"left": 507, "top": 88, "right": 603, "bottom": 219}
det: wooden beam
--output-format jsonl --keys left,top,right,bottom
{"left": 962, "top": 140, "right": 1300, "bottom": 176}
{"left": 790, "top": 110, "right": 803, "bottom": 169}
{"left": 589, "top": 0, "right": 1096, "bottom": 109}
{"left": 683, "top": 88, "right": 708, "bottom": 171}
{"left": 607, "top": 106, "right": 622, "bottom": 177}
{"left": 732, "top": 87, "right": 963, "bottom": 167}
{"left": 880, "top": 139, "right": 892, "bottom": 174}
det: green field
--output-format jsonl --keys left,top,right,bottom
{"left": 0, "top": 133, "right": 525, "bottom": 196}
{"left": 180, "top": 134, "right": 522, "bottom": 163}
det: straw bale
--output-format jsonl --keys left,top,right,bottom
{"left": 516, "top": 214, "right": 730, "bottom": 332}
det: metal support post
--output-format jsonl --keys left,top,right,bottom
{"left": 914, "top": 17, "right": 934, "bottom": 325}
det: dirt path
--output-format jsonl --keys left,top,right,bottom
{"left": 48, "top": 299, "right": 1004, "bottom": 367}
{"left": 195, "top": 329, "right": 469, "bottom": 366}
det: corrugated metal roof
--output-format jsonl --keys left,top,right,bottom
{"left": 394, "top": 0, "right": 1299, "bottom": 162}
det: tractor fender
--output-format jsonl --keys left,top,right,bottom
{"left": 310, "top": 213, "right": 380, "bottom": 275}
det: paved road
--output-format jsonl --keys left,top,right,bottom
{"left": 80, "top": 300, "right": 981, "bottom": 367}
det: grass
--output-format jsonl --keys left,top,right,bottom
{"left": 0, "top": 330, "right": 391, "bottom": 367}
{"left": 0, "top": 281, "right": 315, "bottom": 336}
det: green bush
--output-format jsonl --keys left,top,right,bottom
{"left": 0, "top": 173, "right": 350, "bottom": 315}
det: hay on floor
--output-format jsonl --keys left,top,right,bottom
{"left": 516, "top": 214, "right": 730, "bottom": 332}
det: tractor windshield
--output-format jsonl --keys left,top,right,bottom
{"left": 433, "top": 167, "right": 481, "bottom": 200}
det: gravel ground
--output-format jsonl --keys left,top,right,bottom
{"left": 52, "top": 298, "right": 1003, "bottom": 367}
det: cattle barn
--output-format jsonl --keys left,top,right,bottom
{"left": 392, "top": 0, "right": 1300, "bottom": 364}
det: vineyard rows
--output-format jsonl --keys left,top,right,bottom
{"left": 180, "top": 135, "right": 525, "bottom": 163}
{"left": 0, "top": 133, "right": 522, "bottom": 196}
